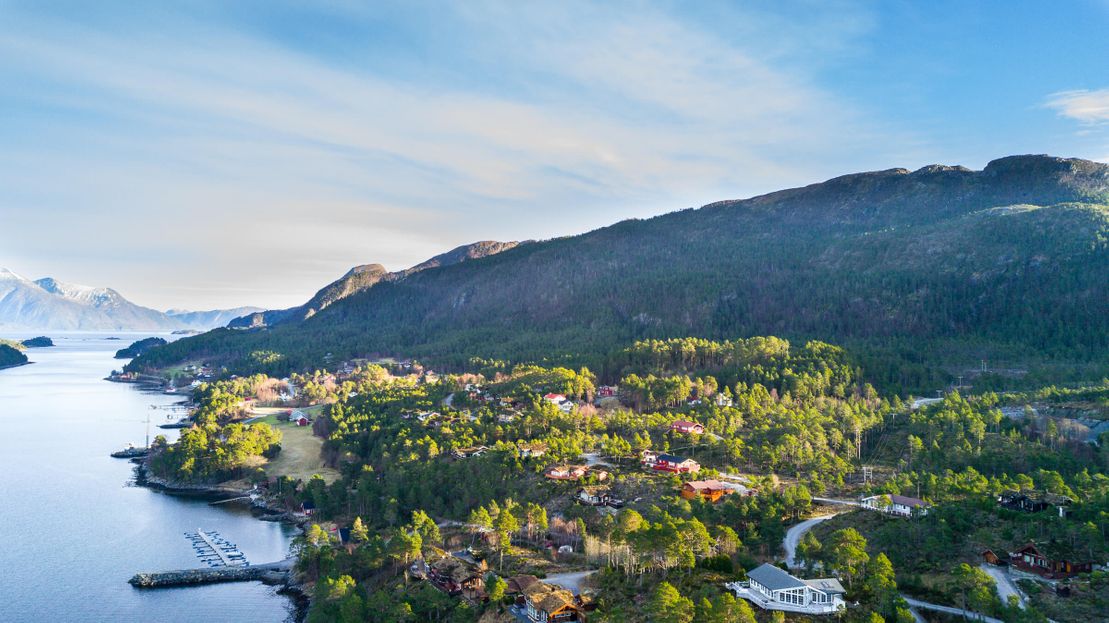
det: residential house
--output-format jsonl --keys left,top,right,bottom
{"left": 670, "top": 420, "right": 705, "bottom": 435}
{"left": 998, "top": 491, "right": 1072, "bottom": 517}
{"left": 428, "top": 556, "right": 487, "bottom": 601}
{"left": 543, "top": 393, "right": 567, "bottom": 404}
{"left": 519, "top": 442, "right": 549, "bottom": 459}
{"left": 596, "top": 385, "right": 618, "bottom": 398}
{"left": 726, "top": 563, "right": 846, "bottom": 615}
{"left": 681, "top": 480, "right": 734, "bottom": 503}
{"left": 1010, "top": 542, "right": 1093, "bottom": 579}
{"left": 522, "top": 582, "right": 584, "bottom": 622}
{"left": 652, "top": 453, "right": 700, "bottom": 474}
{"left": 576, "top": 488, "right": 625, "bottom": 508}
{"left": 860, "top": 494, "right": 930, "bottom": 517}
{"left": 295, "top": 415, "right": 311, "bottom": 427}
{"left": 506, "top": 575, "right": 541, "bottom": 603}
{"left": 981, "top": 549, "right": 1005, "bottom": 566}
{"left": 452, "top": 445, "right": 489, "bottom": 459}
{"left": 546, "top": 465, "right": 589, "bottom": 480}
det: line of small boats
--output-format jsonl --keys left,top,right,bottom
{"left": 185, "top": 530, "right": 249, "bottom": 567}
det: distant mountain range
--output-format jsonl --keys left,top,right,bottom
{"left": 0, "top": 270, "right": 260, "bottom": 332}
{"left": 127, "top": 154, "right": 1109, "bottom": 391}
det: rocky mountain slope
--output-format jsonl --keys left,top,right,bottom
{"left": 130, "top": 155, "right": 1109, "bottom": 389}
{"left": 228, "top": 240, "right": 521, "bottom": 328}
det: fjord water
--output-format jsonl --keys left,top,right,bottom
{"left": 0, "top": 335, "right": 297, "bottom": 622}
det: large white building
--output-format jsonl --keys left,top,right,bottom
{"left": 726, "top": 563, "right": 846, "bottom": 615}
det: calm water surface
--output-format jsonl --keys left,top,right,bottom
{"left": 0, "top": 334, "right": 297, "bottom": 622}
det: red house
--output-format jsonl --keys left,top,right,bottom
{"left": 670, "top": 420, "right": 705, "bottom": 435}
{"left": 597, "top": 385, "right": 618, "bottom": 398}
{"left": 653, "top": 453, "right": 700, "bottom": 473}
{"left": 1010, "top": 542, "right": 1092, "bottom": 579}
{"left": 681, "top": 480, "right": 732, "bottom": 503}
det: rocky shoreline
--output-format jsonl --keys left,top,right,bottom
{"left": 132, "top": 462, "right": 311, "bottom": 620}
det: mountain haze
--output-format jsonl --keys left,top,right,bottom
{"left": 0, "top": 270, "right": 260, "bottom": 332}
{"left": 130, "top": 155, "right": 1109, "bottom": 390}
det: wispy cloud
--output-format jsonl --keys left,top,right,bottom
{"left": 1044, "top": 89, "right": 1109, "bottom": 124}
{"left": 18, "top": 2, "right": 1089, "bottom": 309}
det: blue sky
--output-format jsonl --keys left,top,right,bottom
{"left": 1, "top": 0, "right": 1107, "bottom": 310}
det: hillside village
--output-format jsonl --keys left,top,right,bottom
{"left": 137, "top": 336, "right": 1109, "bottom": 623}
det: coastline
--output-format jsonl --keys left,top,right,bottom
{"left": 132, "top": 462, "right": 311, "bottom": 621}
{"left": 0, "top": 361, "right": 32, "bottom": 371}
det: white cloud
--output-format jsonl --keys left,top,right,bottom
{"left": 0, "top": 3, "right": 921, "bottom": 310}
{"left": 1045, "top": 89, "right": 1109, "bottom": 124}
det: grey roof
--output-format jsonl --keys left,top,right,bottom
{"left": 803, "top": 578, "right": 846, "bottom": 594}
{"left": 747, "top": 563, "right": 806, "bottom": 591}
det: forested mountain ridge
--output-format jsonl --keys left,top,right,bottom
{"left": 228, "top": 240, "right": 521, "bottom": 328}
{"left": 130, "top": 155, "right": 1109, "bottom": 391}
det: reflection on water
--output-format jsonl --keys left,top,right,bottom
{"left": 0, "top": 334, "right": 297, "bottom": 622}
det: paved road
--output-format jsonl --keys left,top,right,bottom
{"left": 980, "top": 563, "right": 1026, "bottom": 609}
{"left": 901, "top": 596, "right": 1004, "bottom": 623}
{"left": 544, "top": 570, "right": 597, "bottom": 595}
{"left": 812, "top": 497, "right": 861, "bottom": 507}
{"left": 782, "top": 513, "right": 841, "bottom": 568}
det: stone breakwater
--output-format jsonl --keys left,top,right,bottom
{"left": 129, "top": 559, "right": 294, "bottom": 588}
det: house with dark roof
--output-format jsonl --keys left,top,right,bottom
{"left": 652, "top": 453, "right": 700, "bottom": 473}
{"left": 428, "top": 556, "right": 487, "bottom": 601}
{"left": 1010, "top": 542, "right": 1092, "bottom": 579}
{"left": 726, "top": 563, "right": 846, "bottom": 615}
{"left": 998, "top": 490, "right": 1072, "bottom": 516}
{"left": 860, "top": 494, "right": 930, "bottom": 517}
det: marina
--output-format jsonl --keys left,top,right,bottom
{"left": 187, "top": 529, "right": 249, "bottom": 567}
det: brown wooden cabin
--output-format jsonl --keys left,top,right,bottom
{"left": 1010, "top": 542, "right": 1092, "bottom": 579}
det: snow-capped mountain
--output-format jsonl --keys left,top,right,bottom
{"left": 0, "top": 269, "right": 259, "bottom": 331}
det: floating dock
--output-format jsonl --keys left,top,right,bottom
{"left": 185, "top": 529, "right": 248, "bottom": 567}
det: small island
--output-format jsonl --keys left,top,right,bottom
{"left": 21, "top": 336, "right": 54, "bottom": 348}
{"left": 115, "top": 337, "right": 168, "bottom": 359}
{"left": 0, "top": 343, "right": 29, "bottom": 369}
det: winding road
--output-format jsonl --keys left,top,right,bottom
{"left": 901, "top": 597, "right": 1005, "bottom": 623}
{"left": 544, "top": 570, "right": 597, "bottom": 595}
{"left": 782, "top": 512, "right": 842, "bottom": 568}
{"left": 777, "top": 509, "right": 1008, "bottom": 623}
{"left": 979, "top": 563, "right": 1027, "bottom": 609}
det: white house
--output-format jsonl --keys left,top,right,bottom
{"left": 726, "top": 563, "right": 846, "bottom": 615}
{"left": 860, "top": 494, "right": 930, "bottom": 517}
